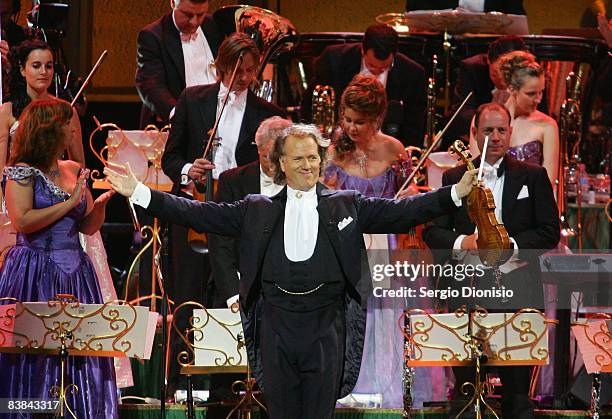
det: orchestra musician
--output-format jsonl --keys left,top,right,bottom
{"left": 469, "top": 51, "right": 559, "bottom": 187}
{"left": 423, "top": 102, "right": 559, "bottom": 419}
{"left": 304, "top": 23, "right": 427, "bottom": 147}
{"left": 135, "top": 0, "right": 222, "bottom": 128}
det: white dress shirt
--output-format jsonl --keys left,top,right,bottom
{"left": 212, "top": 84, "right": 248, "bottom": 179}
{"left": 260, "top": 168, "right": 284, "bottom": 197}
{"left": 172, "top": 11, "right": 216, "bottom": 88}
{"left": 284, "top": 186, "right": 319, "bottom": 262}
{"left": 359, "top": 59, "right": 389, "bottom": 87}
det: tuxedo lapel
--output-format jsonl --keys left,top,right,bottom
{"left": 502, "top": 158, "right": 527, "bottom": 224}
{"left": 316, "top": 185, "right": 346, "bottom": 273}
{"left": 243, "top": 162, "right": 261, "bottom": 195}
{"left": 237, "top": 91, "right": 258, "bottom": 150}
{"left": 162, "top": 14, "right": 186, "bottom": 87}
{"left": 199, "top": 83, "right": 220, "bottom": 144}
{"left": 341, "top": 45, "right": 363, "bottom": 88}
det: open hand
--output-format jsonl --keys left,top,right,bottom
{"left": 104, "top": 162, "right": 138, "bottom": 197}
{"left": 69, "top": 169, "right": 90, "bottom": 207}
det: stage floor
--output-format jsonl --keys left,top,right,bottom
{"left": 118, "top": 404, "right": 612, "bottom": 418}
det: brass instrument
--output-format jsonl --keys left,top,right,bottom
{"left": 188, "top": 6, "right": 298, "bottom": 252}
{"left": 424, "top": 55, "right": 438, "bottom": 149}
{"left": 215, "top": 5, "right": 299, "bottom": 102}
{"left": 558, "top": 70, "right": 585, "bottom": 246}
{"left": 312, "top": 84, "right": 336, "bottom": 138}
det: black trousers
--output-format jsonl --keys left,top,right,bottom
{"left": 450, "top": 365, "right": 534, "bottom": 419}
{"left": 260, "top": 300, "right": 345, "bottom": 419}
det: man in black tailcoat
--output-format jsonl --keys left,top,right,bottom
{"left": 106, "top": 123, "right": 479, "bottom": 418}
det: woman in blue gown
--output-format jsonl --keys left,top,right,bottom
{"left": 0, "top": 99, "right": 117, "bottom": 418}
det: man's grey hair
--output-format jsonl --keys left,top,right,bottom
{"left": 254, "top": 116, "right": 292, "bottom": 148}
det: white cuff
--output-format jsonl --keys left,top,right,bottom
{"left": 450, "top": 185, "right": 462, "bottom": 207}
{"left": 169, "top": 106, "right": 176, "bottom": 121}
{"left": 130, "top": 182, "right": 152, "bottom": 208}
{"left": 181, "top": 163, "right": 193, "bottom": 185}
{"left": 452, "top": 234, "right": 467, "bottom": 259}
{"left": 226, "top": 295, "right": 239, "bottom": 308}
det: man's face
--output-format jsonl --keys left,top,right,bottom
{"left": 279, "top": 135, "right": 321, "bottom": 191}
{"left": 172, "top": 0, "right": 209, "bottom": 34}
{"left": 362, "top": 48, "right": 393, "bottom": 76}
{"left": 472, "top": 108, "right": 512, "bottom": 165}
{"left": 221, "top": 52, "right": 257, "bottom": 93}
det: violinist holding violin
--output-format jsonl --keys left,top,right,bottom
{"left": 423, "top": 102, "right": 559, "bottom": 419}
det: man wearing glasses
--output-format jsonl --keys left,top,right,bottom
{"left": 304, "top": 23, "right": 427, "bottom": 147}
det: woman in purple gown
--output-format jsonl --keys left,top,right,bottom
{"left": 471, "top": 50, "right": 559, "bottom": 186}
{"left": 0, "top": 99, "right": 117, "bottom": 418}
{"left": 324, "top": 75, "right": 439, "bottom": 408}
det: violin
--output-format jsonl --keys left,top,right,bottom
{"left": 187, "top": 130, "right": 219, "bottom": 254}
{"left": 449, "top": 140, "right": 513, "bottom": 267}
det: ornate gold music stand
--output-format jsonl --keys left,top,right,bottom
{"left": 571, "top": 313, "right": 612, "bottom": 419}
{"left": 172, "top": 302, "right": 266, "bottom": 419}
{"left": 89, "top": 121, "right": 172, "bottom": 312}
{"left": 0, "top": 294, "right": 154, "bottom": 418}
{"left": 402, "top": 307, "right": 555, "bottom": 418}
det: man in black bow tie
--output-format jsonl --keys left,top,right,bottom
{"left": 135, "top": 0, "right": 223, "bottom": 128}
{"left": 105, "top": 123, "right": 478, "bottom": 419}
{"left": 423, "top": 102, "right": 559, "bottom": 419}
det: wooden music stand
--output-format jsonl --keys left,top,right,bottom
{"left": 571, "top": 314, "right": 612, "bottom": 419}
{"left": 0, "top": 294, "right": 156, "bottom": 418}
{"left": 402, "top": 307, "right": 554, "bottom": 419}
{"left": 172, "top": 302, "right": 265, "bottom": 419}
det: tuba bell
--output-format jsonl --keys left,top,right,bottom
{"left": 213, "top": 5, "right": 299, "bottom": 100}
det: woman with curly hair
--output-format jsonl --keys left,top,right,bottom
{"left": 0, "top": 98, "right": 117, "bottom": 418}
{"left": 471, "top": 50, "right": 559, "bottom": 187}
{"left": 324, "top": 74, "right": 435, "bottom": 407}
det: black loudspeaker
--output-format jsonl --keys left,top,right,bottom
{"left": 570, "top": 367, "right": 612, "bottom": 406}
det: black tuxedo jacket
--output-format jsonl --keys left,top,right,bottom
{"left": 423, "top": 157, "right": 559, "bottom": 308}
{"left": 161, "top": 82, "right": 286, "bottom": 189}
{"left": 208, "top": 161, "right": 261, "bottom": 305}
{"left": 135, "top": 13, "right": 222, "bottom": 128}
{"left": 304, "top": 43, "right": 427, "bottom": 146}
{"left": 424, "top": 156, "right": 559, "bottom": 258}
{"left": 406, "top": 0, "right": 526, "bottom": 14}
{"left": 145, "top": 182, "right": 457, "bottom": 396}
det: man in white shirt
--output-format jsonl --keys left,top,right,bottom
{"left": 135, "top": 0, "right": 222, "bottom": 128}
{"left": 423, "top": 102, "right": 559, "bottom": 419}
{"left": 206, "top": 116, "right": 290, "bottom": 418}
{"left": 105, "top": 123, "right": 477, "bottom": 418}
